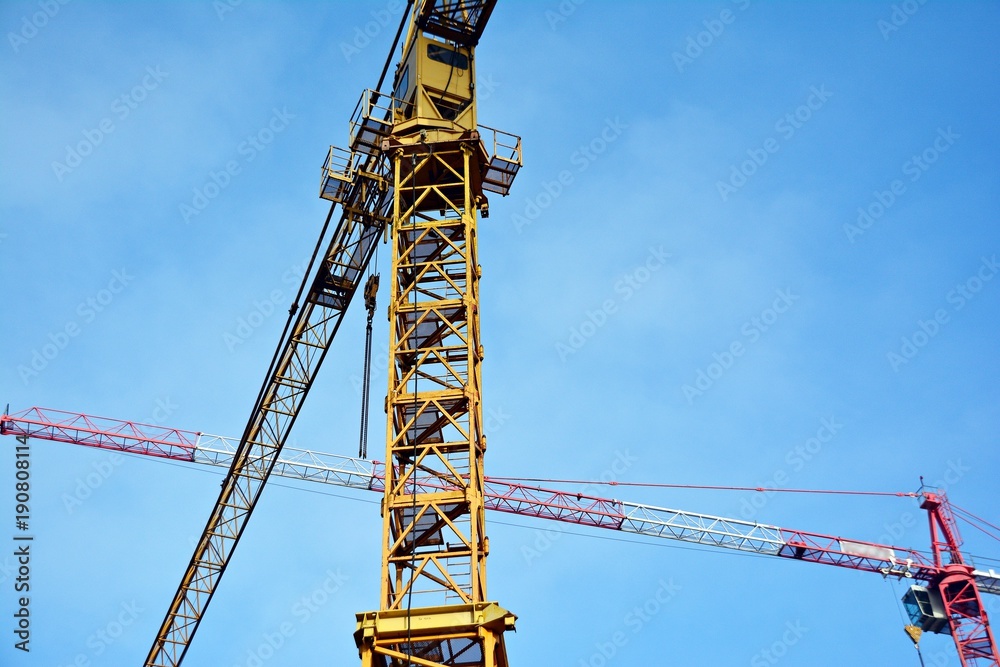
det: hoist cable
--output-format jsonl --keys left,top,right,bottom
{"left": 358, "top": 275, "right": 378, "bottom": 459}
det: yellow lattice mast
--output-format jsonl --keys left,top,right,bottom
{"left": 353, "top": 2, "right": 521, "bottom": 665}
{"left": 140, "top": 3, "right": 518, "bottom": 666}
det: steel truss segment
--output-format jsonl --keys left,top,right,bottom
{"left": 195, "top": 434, "right": 376, "bottom": 489}
{"left": 389, "top": 451, "right": 466, "bottom": 498}
{"left": 480, "top": 480, "right": 625, "bottom": 528}
{"left": 0, "top": 406, "right": 197, "bottom": 461}
{"left": 936, "top": 567, "right": 999, "bottom": 666}
{"left": 7, "top": 410, "right": 1000, "bottom": 601}
{"left": 976, "top": 571, "right": 1000, "bottom": 596}
{"left": 145, "top": 200, "right": 385, "bottom": 667}
{"left": 416, "top": 0, "right": 498, "bottom": 47}
{"left": 620, "top": 501, "right": 785, "bottom": 555}
{"left": 13, "top": 410, "right": 996, "bottom": 660}
{"left": 919, "top": 492, "right": 1000, "bottom": 665}
{"left": 379, "top": 138, "right": 484, "bottom": 623}
{"left": 7, "top": 408, "right": 1000, "bottom": 602}
{"left": 776, "top": 528, "right": 935, "bottom": 580}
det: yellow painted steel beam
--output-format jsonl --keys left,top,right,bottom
{"left": 354, "top": 4, "right": 520, "bottom": 664}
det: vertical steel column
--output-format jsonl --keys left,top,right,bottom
{"left": 923, "top": 492, "right": 999, "bottom": 666}
{"left": 355, "top": 139, "right": 512, "bottom": 665}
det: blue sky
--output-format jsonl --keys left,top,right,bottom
{"left": 1, "top": 1, "right": 999, "bottom": 665}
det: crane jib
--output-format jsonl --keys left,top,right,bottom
{"left": 3, "top": 405, "right": 998, "bottom": 605}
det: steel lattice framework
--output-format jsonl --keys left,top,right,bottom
{"left": 345, "top": 1, "right": 523, "bottom": 664}
{"left": 921, "top": 492, "right": 999, "bottom": 666}
{"left": 4, "top": 1, "right": 997, "bottom": 665}
{"left": 355, "top": 138, "right": 507, "bottom": 667}
{"left": 3, "top": 407, "right": 1000, "bottom": 663}
{"left": 76, "top": 1, "right": 524, "bottom": 664}
{"left": 382, "top": 143, "right": 487, "bottom": 611}
{"left": 4, "top": 406, "right": 1000, "bottom": 610}
{"left": 140, "top": 152, "right": 389, "bottom": 666}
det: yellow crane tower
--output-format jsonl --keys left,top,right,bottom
{"left": 354, "top": 4, "right": 519, "bottom": 665}
{"left": 2, "top": 2, "right": 999, "bottom": 666}
{"left": 143, "top": 2, "right": 521, "bottom": 665}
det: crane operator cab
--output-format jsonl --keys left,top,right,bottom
{"left": 902, "top": 585, "right": 949, "bottom": 634}
{"left": 391, "top": 32, "right": 477, "bottom": 135}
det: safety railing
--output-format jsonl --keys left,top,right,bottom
{"left": 319, "top": 145, "right": 356, "bottom": 203}
{"left": 479, "top": 124, "right": 522, "bottom": 196}
{"left": 349, "top": 89, "right": 402, "bottom": 157}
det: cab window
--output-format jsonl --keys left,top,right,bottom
{"left": 427, "top": 44, "right": 468, "bottom": 70}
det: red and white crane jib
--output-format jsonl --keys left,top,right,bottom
{"left": 3, "top": 405, "right": 998, "bottom": 599}
{"left": 1, "top": 406, "right": 197, "bottom": 462}
{"left": 4, "top": 405, "right": 999, "bottom": 662}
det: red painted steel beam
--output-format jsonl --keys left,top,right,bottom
{"left": 1, "top": 407, "right": 196, "bottom": 462}
{"left": 777, "top": 528, "right": 937, "bottom": 578}
{"left": 368, "top": 468, "right": 627, "bottom": 528}
{"left": 922, "top": 492, "right": 999, "bottom": 666}
{"left": 1, "top": 406, "right": 630, "bottom": 533}
{"left": 5, "top": 406, "right": 997, "bottom": 662}
{"left": 0, "top": 405, "right": 983, "bottom": 593}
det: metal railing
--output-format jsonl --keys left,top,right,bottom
{"left": 478, "top": 124, "right": 521, "bottom": 195}
{"left": 479, "top": 123, "right": 522, "bottom": 167}
{"left": 349, "top": 89, "right": 403, "bottom": 156}
{"left": 320, "top": 145, "right": 356, "bottom": 203}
